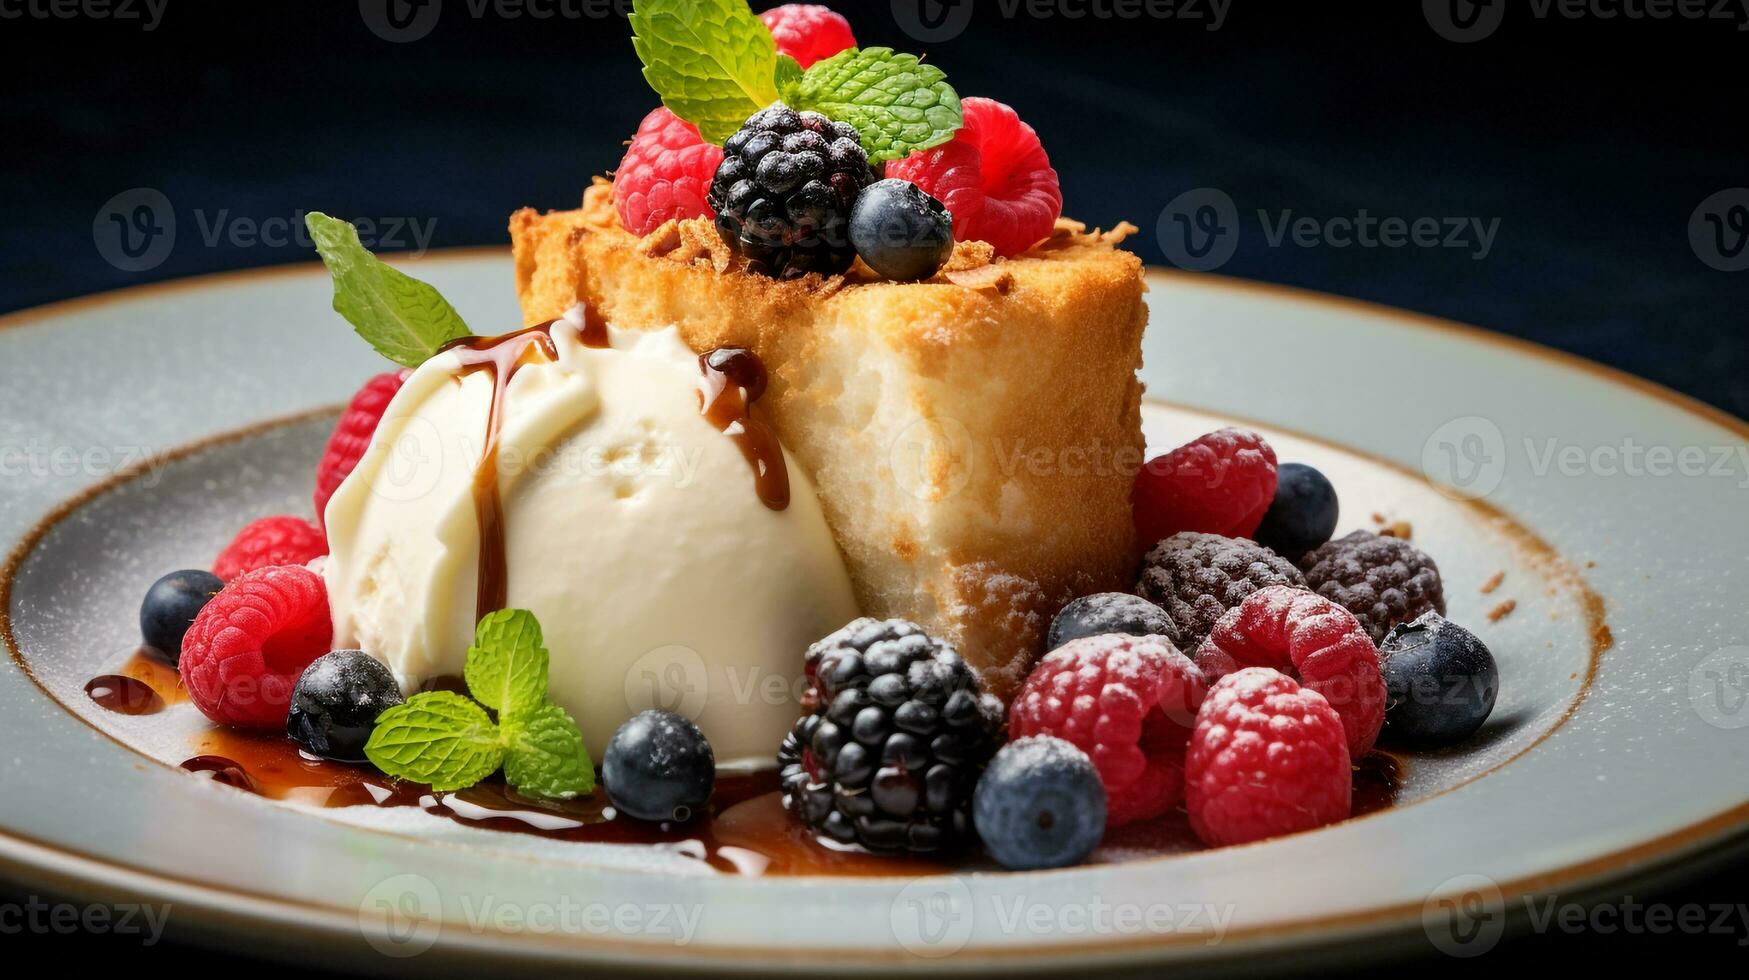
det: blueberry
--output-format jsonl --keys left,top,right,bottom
{"left": 848, "top": 178, "right": 954, "bottom": 282}
{"left": 139, "top": 569, "right": 223, "bottom": 665}
{"left": 1380, "top": 613, "right": 1499, "bottom": 746}
{"left": 287, "top": 651, "right": 405, "bottom": 762}
{"left": 1047, "top": 592, "right": 1177, "bottom": 651}
{"left": 973, "top": 736, "right": 1106, "bottom": 870}
{"left": 1254, "top": 463, "right": 1340, "bottom": 561}
{"left": 602, "top": 709, "right": 715, "bottom": 823}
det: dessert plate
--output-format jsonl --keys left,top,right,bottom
{"left": 3, "top": 255, "right": 1747, "bottom": 973}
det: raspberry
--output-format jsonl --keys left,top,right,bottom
{"left": 1298, "top": 531, "right": 1447, "bottom": 643}
{"left": 1194, "top": 585, "right": 1386, "bottom": 757}
{"left": 613, "top": 107, "right": 725, "bottom": 238}
{"left": 1132, "top": 428, "right": 1278, "bottom": 548}
{"left": 180, "top": 565, "right": 334, "bottom": 729}
{"left": 779, "top": 619, "right": 1006, "bottom": 853}
{"left": 212, "top": 516, "right": 327, "bottom": 583}
{"left": 1009, "top": 634, "right": 1207, "bottom": 827}
{"left": 313, "top": 370, "right": 407, "bottom": 528}
{"left": 1185, "top": 667, "right": 1352, "bottom": 847}
{"left": 1134, "top": 532, "right": 1305, "bottom": 650}
{"left": 886, "top": 97, "right": 1062, "bottom": 258}
{"left": 759, "top": 4, "right": 855, "bottom": 69}
{"left": 708, "top": 104, "right": 876, "bottom": 278}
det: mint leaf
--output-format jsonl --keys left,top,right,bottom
{"left": 502, "top": 702, "right": 595, "bottom": 800}
{"left": 364, "top": 691, "right": 504, "bottom": 792}
{"left": 782, "top": 48, "right": 962, "bottom": 162}
{"left": 774, "top": 53, "right": 803, "bottom": 93}
{"left": 464, "top": 609, "right": 549, "bottom": 716}
{"left": 630, "top": 0, "right": 780, "bottom": 145}
{"left": 305, "top": 212, "right": 471, "bottom": 368}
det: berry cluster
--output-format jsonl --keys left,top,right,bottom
{"left": 612, "top": 4, "right": 1063, "bottom": 278}
{"left": 770, "top": 424, "right": 1499, "bottom": 867}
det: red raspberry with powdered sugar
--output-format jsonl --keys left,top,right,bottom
{"left": 613, "top": 107, "right": 725, "bottom": 237}
{"left": 1008, "top": 633, "right": 1207, "bottom": 826}
{"left": 1195, "top": 584, "right": 1387, "bottom": 757}
{"left": 887, "top": 97, "right": 1063, "bottom": 258}
{"left": 1186, "top": 667, "right": 1352, "bottom": 847}
{"left": 180, "top": 564, "right": 333, "bottom": 729}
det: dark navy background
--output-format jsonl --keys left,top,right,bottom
{"left": 4, "top": 0, "right": 1748, "bottom": 972}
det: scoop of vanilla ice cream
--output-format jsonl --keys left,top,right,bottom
{"left": 322, "top": 319, "right": 859, "bottom": 766}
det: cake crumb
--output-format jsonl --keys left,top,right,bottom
{"left": 1487, "top": 599, "right": 1518, "bottom": 623}
{"left": 1480, "top": 570, "right": 1506, "bottom": 594}
{"left": 1586, "top": 559, "right": 1597, "bottom": 569}
{"left": 1379, "top": 521, "right": 1413, "bottom": 540}
{"left": 944, "top": 265, "right": 1015, "bottom": 295}
{"left": 1371, "top": 512, "right": 1387, "bottom": 524}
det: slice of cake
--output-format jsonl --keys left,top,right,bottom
{"left": 510, "top": 181, "right": 1147, "bottom": 696}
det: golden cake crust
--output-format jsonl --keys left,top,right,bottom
{"left": 510, "top": 181, "right": 1147, "bottom": 698}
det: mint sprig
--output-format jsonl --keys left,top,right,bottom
{"left": 629, "top": 0, "right": 781, "bottom": 145}
{"left": 364, "top": 609, "right": 596, "bottom": 799}
{"left": 305, "top": 212, "right": 472, "bottom": 369}
{"left": 780, "top": 48, "right": 962, "bottom": 162}
{"left": 628, "top": 1, "right": 963, "bottom": 162}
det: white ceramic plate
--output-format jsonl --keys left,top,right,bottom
{"left": 3, "top": 256, "right": 1747, "bottom": 973}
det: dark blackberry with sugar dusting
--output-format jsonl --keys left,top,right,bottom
{"left": 1134, "top": 532, "right": 1306, "bottom": 650}
{"left": 778, "top": 618, "right": 1005, "bottom": 854}
{"left": 1299, "top": 531, "right": 1446, "bottom": 643}
{"left": 708, "top": 103, "right": 876, "bottom": 279}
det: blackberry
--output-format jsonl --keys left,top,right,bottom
{"left": 1299, "top": 531, "right": 1446, "bottom": 643}
{"left": 707, "top": 104, "right": 876, "bottom": 279}
{"left": 1134, "top": 532, "right": 1306, "bottom": 650}
{"left": 778, "top": 618, "right": 1005, "bottom": 854}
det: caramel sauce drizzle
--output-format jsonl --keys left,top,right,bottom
{"left": 440, "top": 324, "right": 561, "bottom": 621}
{"left": 697, "top": 347, "right": 789, "bottom": 511}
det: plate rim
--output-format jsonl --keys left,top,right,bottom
{"left": 3, "top": 255, "right": 1748, "bottom": 970}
